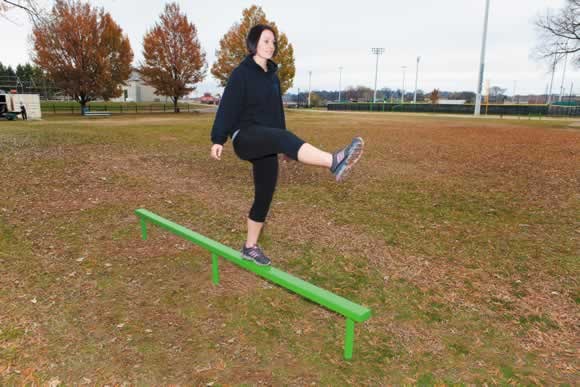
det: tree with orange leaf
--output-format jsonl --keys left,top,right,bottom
{"left": 211, "top": 5, "right": 295, "bottom": 94}
{"left": 32, "top": 0, "right": 132, "bottom": 113}
{"left": 139, "top": 3, "right": 206, "bottom": 113}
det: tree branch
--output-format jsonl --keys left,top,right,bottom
{"left": 533, "top": 0, "right": 580, "bottom": 67}
{"left": 1, "top": 0, "right": 44, "bottom": 24}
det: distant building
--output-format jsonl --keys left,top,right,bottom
{"left": 282, "top": 95, "right": 297, "bottom": 108}
{"left": 437, "top": 99, "right": 466, "bottom": 105}
{"left": 111, "top": 70, "right": 169, "bottom": 103}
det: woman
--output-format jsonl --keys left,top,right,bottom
{"left": 210, "top": 24, "right": 364, "bottom": 266}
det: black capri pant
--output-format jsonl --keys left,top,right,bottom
{"left": 233, "top": 125, "right": 306, "bottom": 222}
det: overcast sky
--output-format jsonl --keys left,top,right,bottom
{"left": 1, "top": 0, "right": 578, "bottom": 96}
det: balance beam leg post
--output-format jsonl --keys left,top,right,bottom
{"left": 211, "top": 252, "right": 220, "bottom": 285}
{"left": 139, "top": 218, "right": 148, "bottom": 240}
{"left": 344, "top": 318, "right": 355, "bottom": 360}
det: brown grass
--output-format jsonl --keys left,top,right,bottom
{"left": 0, "top": 111, "right": 578, "bottom": 385}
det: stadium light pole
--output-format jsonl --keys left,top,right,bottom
{"left": 547, "top": 54, "right": 556, "bottom": 105}
{"left": 401, "top": 66, "right": 407, "bottom": 103}
{"left": 474, "top": 0, "right": 491, "bottom": 116}
{"left": 297, "top": 87, "right": 300, "bottom": 107}
{"left": 338, "top": 66, "right": 343, "bottom": 102}
{"left": 413, "top": 56, "right": 421, "bottom": 103}
{"left": 308, "top": 71, "right": 312, "bottom": 107}
{"left": 558, "top": 45, "right": 568, "bottom": 102}
{"left": 371, "top": 48, "right": 385, "bottom": 103}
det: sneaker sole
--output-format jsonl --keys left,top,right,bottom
{"left": 241, "top": 253, "right": 271, "bottom": 266}
{"left": 336, "top": 137, "right": 365, "bottom": 182}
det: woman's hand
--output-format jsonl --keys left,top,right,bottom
{"left": 281, "top": 154, "right": 292, "bottom": 162}
{"left": 210, "top": 144, "right": 223, "bottom": 160}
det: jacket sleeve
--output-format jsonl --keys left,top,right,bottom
{"left": 211, "top": 68, "right": 245, "bottom": 145}
{"left": 278, "top": 78, "right": 286, "bottom": 129}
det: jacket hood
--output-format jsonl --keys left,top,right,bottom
{"left": 241, "top": 55, "right": 279, "bottom": 74}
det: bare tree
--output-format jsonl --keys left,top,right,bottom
{"left": 1, "top": 0, "right": 44, "bottom": 24}
{"left": 489, "top": 86, "right": 507, "bottom": 103}
{"left": 534, "top": 0, "right": 580, "bottom": 66}
{"left": 344, "top": 86, "right": 373, "bottom": 102}
{"left": 429, "top": 89, "right": 440, "bottom": 104}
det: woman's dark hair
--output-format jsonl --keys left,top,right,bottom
{"left": 246, "top": 24, "right": 278, "bottom": 57}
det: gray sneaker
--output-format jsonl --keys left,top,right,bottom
{"left": 241, "top": 244, "right": 271, "bottom": 266}
{"left": 330, "top": 137, "right": 365, "bottom": 182}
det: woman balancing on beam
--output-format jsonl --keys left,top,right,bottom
{"left": 210, "top": 24, "right": 364, "bottom": 266}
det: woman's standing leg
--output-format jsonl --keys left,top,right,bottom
{"left": 245, "top": 154, "right": 278, "bottom": 248}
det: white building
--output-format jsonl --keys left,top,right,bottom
{"left": 437, "top": 99, "right": 467, "bottom": 105}
{"left": 112, "top": 70, "right": 169, "bottom": 103}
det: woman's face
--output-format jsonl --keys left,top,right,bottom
{"left": 256, "top": 29, "right": 276, "bottom": 60}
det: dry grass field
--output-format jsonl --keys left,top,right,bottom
{"left": 0, "top": 110, "right": 578, "bottom": 384}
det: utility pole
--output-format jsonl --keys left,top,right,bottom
{"left": 338, "top": 66, "right": 343, "bottom": 102}
{"left": 413, "top": 56, "right": 420, "bottom": 104}
{"left": 513, "top": 80, "right": 517, "bottom": 104}
{"left": 371, "top": 48, "right": 385, "bottom": 103}
{"left": 474, "top": 0, "right": 491, "bottom": 116}
{"left": 308, "top": 71, "right": 312, "bottom": 107}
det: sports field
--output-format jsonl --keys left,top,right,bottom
{"left": 0, "top": 111, "right": 577, "bottom": 384}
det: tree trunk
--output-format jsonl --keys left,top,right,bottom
{"left": 79, "top": 99, "right": 87, "bottom": 115}
{"left": 173, "top": 97, "right": 179, "bottom": 113}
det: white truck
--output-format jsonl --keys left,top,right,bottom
{"left": 0, "top": 92, "right": 42, "bottom": 120}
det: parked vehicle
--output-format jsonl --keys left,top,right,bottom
{"left": 200, "top": 92, "right": 218, "bottom": 104}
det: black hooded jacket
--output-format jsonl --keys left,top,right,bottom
{"left": 210, "top": 55, "right": 286, "bottom": 145}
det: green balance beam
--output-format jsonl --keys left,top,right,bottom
{"left": 135, "top": 208, "right": 371, "bottom": 360}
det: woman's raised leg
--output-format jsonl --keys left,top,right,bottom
{"left": 296, "top": 143, "right": 333, "bottom": 168}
